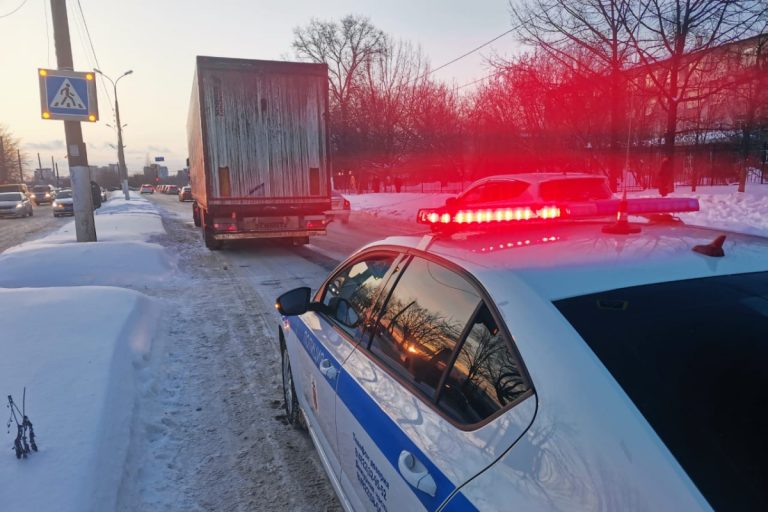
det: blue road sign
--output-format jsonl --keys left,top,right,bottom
{"left": 38, "top": 68, "right": 99, "bottom": 122}
{"left": 154, "top": 156, "right": 165, "bottom": 162}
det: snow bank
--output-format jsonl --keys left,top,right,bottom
{"left": 0, "top": 241, "right": 171, "bottom": 288}
{"left": 0, "top": 193, "right": 167, "bottom": 512}
{"left": 0, "top": 286, "right": 161, "bottom": 512}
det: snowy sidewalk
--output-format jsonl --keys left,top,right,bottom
{"left": 0, "top": 194, "right": 170, "bottom": 512}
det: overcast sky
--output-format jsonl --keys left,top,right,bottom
{"left": 1, "top": 0, "right": 518, "bottom": 176}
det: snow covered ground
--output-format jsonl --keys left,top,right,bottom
{"left": 0, "top": 195, "right": 167, "bottom": 512}
{"left": 1, "top": 182, "right": 767, "bottom": 511}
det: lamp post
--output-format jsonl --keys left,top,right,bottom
{"left": 94, "top": 68, "right": 133, "bottom": 200}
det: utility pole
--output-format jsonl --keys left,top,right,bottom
{"left": 50, "top": 0, "right": 96, "bottom": 242}
{"left": 95, "top": 69, "right": 132, "bottom": 200}
{"left": 0, "top": 136, "right": 5, "bottom": 184}
{"left": 37, "top": 153, "right": 43, "bottom": 181}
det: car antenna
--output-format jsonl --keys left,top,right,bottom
{"left": 603, "top": 116, "right": 640, "bottom": 235}
{"left": 693, "top": 235, "right": 726, "bottom": 257}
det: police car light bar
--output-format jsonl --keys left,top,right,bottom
{"left": 417, "top": 206, "right": 561, "bottom": 225}
{"left": 416, "top": 198, "right": 699, "bottom": 226}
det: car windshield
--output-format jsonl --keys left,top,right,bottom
{"left": 57, "top": 191, "right": 72, "bottom": 199}
{"left": 538, "top": 177, "right": 613, "bottom": 201}
{"left": 0, "top": 192, "right": 23, "bottom": 201}
{"left": 554, "top": 271, "right": 768, "bottom": 510}
{"left": 33, "top": 186, "right": 49, "bottom": 193}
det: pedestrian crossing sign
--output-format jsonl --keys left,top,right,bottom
{"left": 38, "top": 68, "right": 99, "bottom": 122}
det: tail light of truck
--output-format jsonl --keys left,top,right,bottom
{"left": 306, "top": 220, "right": 326, "bottom": 229}
{"left": 213, "top": 223, "right": 238, "bottom": 232}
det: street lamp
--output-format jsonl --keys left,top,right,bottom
{"left": 94, "top": 68, "right": 133, "bottom": 200}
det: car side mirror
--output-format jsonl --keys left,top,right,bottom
{"left": 444, "top": 197, "right": 457, "bottom": 208}
{"left": 276, "top": 287, "right": 312, "bottom": 316}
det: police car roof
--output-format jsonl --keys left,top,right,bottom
{"left": 370, "top": 221, "right": 768, "bottom": 300}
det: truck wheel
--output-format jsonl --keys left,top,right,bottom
{"left": 192, "top": 203, "right": 201, "bottom": 227}
{"left": 203, "top": 228, "right": 222, "bottom": 250}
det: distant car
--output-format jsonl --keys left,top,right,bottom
{"left": 178, "top": 186, "right": 192, "bottom": 202}
{"left": 31, "top": 184, "right": 56, "bottom": 205}
{"left": 165, "top": 185, "right": 179, "bottom": 195}
{"left": 444, "top": 173, "right": 614, "bottom": 210}
{"left": 0, "top": 191, "right": 33, "bottom": 218}
{"left": 52, "top": 189, "right": 74, "bottom": 217}
{"left": 140, "top": 184, "right": 155, "bottom": 194}
{"left": 328, "top": 190, "right": 351, "bottom": 224}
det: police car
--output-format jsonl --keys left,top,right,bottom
{"left": 276, "top": 195, "right": 768, "bottom": 511}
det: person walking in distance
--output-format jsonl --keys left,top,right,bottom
{"left": 658, "top": 157, "right": 673, "bottom": 197}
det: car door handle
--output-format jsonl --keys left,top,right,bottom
{"left": 398, "top": 450, "right": 437, "bottom": 497}
{"left": 319, "top": 359, "right": 338, "bottom": 380}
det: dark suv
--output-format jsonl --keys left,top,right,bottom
{"left": 31, "top": 185, "right": 56, "bottom": 205}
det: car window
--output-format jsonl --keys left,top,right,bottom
{"left": 437, "top": 303, "right": 529, "bottom": 424}
{"left": 321, "top": 254, "right": 397, "bottom": 339}
{"left": 57, "top": 191, "right": 72, "bottom": 198}
{"left": 538, "top": 177, "right": 612, "bottom": 201}
{"left": 0, "top": 192, "right": 24, "bottom": 201}
{"left": 459, "top": 181, "right": 528, "bottom": 205}
{"left": 368, "top": 257, "right": 481, "bottom": 400}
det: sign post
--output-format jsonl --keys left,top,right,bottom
{"left": 44, "top": 0, "right": 98, "bottom": 242}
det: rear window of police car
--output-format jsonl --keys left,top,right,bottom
{"left": 554, "top": 271, "right": 768, "bottom": 511}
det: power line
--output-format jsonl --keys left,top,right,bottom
{"left": 457, "top": 71, "right": 501, "bottom": 91}
{"left": 0, "top": 0, "right": 28, "bottom": 18}
{"left": 42, "top": 0, "right": 50, "bottom": 66}
{"left": 413, "top": 27, "right": 516, "bottom": 85}
{"left": 75, "top": 0, "right": 113, "bottom": 111}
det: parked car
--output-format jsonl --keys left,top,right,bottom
{"left": 0, "top": 191, "right": 33, "bottom": 218}
{"left": 52, "top": 189, "right": 74, "bottom": 217}
{"left": 328, "top": 190, "right": 351, "bottom": 225}
{"left": 140, "top": 184, "right": 155, "bottom": 194}
{"left": 31, "top": 184, "right": 56, "bottom": 205}
{"left": 178, "top": 186, "right": 192, "bottom": 202}
{"left": 276, "top": 195, "right": 767, "bottom": 512}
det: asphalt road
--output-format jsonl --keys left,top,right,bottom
{"left": 0, "top": 202, "right": 72, "bottom": 254}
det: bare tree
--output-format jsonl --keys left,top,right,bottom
{"left": 626, "top": 0, "right": 768, "bottom": 188}
{"left": 509, "top": 0, "right": 640, "bottom": 188}
{"left": 0, "top": 125, "right": 28, "bottom": 184}
{"left": 292, "top": 15, "right": 385, "bottom": 164}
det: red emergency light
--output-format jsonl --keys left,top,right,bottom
{"left": 417, "top": 197, "right": 699, "bottom": 227}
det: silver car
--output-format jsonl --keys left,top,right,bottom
{"left": 0, "top": 192, "right": 33, "bottom": 218}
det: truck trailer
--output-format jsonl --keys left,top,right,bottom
{"left": 187, "top": 56, "right": 332, "bottom": 250}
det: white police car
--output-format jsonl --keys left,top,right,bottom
{"left": 276, "top": 196, "right": 768, "bottom": 511}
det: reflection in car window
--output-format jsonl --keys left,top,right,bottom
{"left": 369, "top": 257, "right": 480, "bottom": 399}
{"left": 438, "top": 303, "right": 529, "bottom": 424}
{"left": 0, "top": 193, "right": 24, "bottom": 201}
{"left": 321, "top": 255, "right": 396, "bottom": 338}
